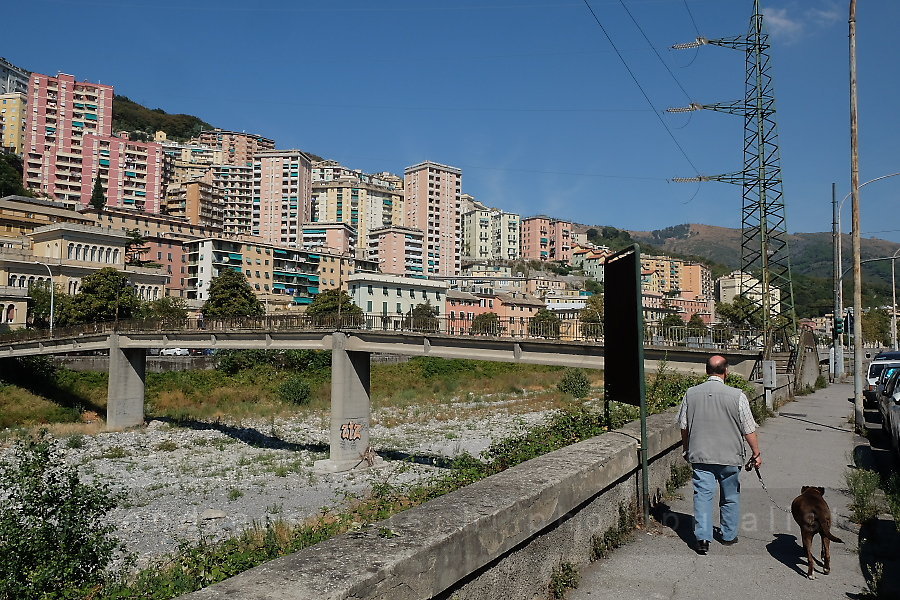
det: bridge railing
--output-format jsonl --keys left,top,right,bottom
{"left": 0, "top": 313, "right": 761, "bottom": 351}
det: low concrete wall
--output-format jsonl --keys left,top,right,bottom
{"left": 53, "top": 355, "right": 218, "bottom": 373}
{"left": 181, "top": 409, "right": 685, "bottom": 600}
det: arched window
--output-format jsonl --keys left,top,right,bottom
{"left": 6, "top": 304, "right": 15, "bottom": 323}
{"left": 153, "top": 287, "right": 159, "bottom": 300}
{"left": 75, "top": 244, "right": 83, "bottom": 260}
{"left": 67, "top": 244, "right": 74, "bottom": 259}
{"left": 90, "top": 246, "right": 97, "bottom": 262}
{"left": 27, "top": 276, "right": 35, "bottom": 288}
{"left": 105, "top": 247, "right": 112, "bottom": 263}
{"left": 8, "top": 275, "right": 16, "bottom": 287}
{"left": 112, "top": 249, "right": 120, "bottom": 263}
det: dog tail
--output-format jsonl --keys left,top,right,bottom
{"left": 822, "top": 524, "right": 843, "bottom": 544}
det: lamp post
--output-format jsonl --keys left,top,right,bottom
{"left": 35, "top": 261, "right": 54, "bottom": 336}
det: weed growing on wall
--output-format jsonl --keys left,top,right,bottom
{"left": 548, "top": 562, "right": 579, "bottom": 599}
{"left": 846, "top": 467, "right": 881, "bottom": 524}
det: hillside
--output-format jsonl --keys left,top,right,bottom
{"left": 112, "top": 95, "right": 214, "bottom": 141}
{"left": 627, "top": 223, "right": 900, "bottom": 285}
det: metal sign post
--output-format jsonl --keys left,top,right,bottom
{"left": 603, "top": 244, "right": 649, "bottom": 525}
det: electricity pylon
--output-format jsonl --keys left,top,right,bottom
{"left": 669, "top": 0, "right": 797, "bottom": 358}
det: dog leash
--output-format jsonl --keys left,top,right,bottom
{"left": 746, "top": 457, "right": 791, "bottom": 513}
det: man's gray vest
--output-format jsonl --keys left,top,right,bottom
{"left": 683, "top": 378, "right": 746, "bottom": 466}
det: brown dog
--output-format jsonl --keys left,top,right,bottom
{"left": 791, "top": 486, "right": 844, "bottom": 579}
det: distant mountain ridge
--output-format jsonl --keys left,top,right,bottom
{"left": 625, "top": 222, "right": 900, "bottom": 286}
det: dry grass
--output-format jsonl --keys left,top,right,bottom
{"left": 0, "top": 386, "right": 81, "bottom": 430}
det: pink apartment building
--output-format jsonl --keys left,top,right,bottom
{"left": 195, "top": 129, "right": 275, "bottom": 166}
{"left": 253, "top": 150, "right": 312, "bottom": 245}
{"left": 81, "top": 134, "right": 164, "bottom": 212}
{"left": 403, "top": 161, "right": 461, "bottom": 277}
{"left": 301, "top": 222, "right": 357, "bottom": 256}
{"left": 520, "top": 216, "right": 573, "bottom": 262}
{"left": 367, "top": 225, "right": 424, "bottom": 276}
{"left": 23, "top": 73, "right": 114, "bottom": 205}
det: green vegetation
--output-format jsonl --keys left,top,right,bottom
{"left": 278, "top": 376, "right": 311, "bottom": 405}
{"left": 0, "top": 431, "right": 124, "bottom": 600}
{"left": 138, "top": 296, "right": 190, "bottom": 322}
{"left": 201, "top": 269, "right": 264, "bottom": 319}
{"left": 470, "top": 311, "right": 500, "bottom": 335}
{"left": 59, "top": 268, "right": 141, "bottom": 326}
{"left": 0, "top": 153, "right": 32, "bottom": 198}
{"left": 548, "top": 562, "right": 579, "bottom": 598}
{"left": 112, "top": 95, "right": 214, "bottom": 142}
{"left": 846, "top": 467, "right": 881, "bottom": 524}
{"left": 590, "top": 501, "right": 638, "bottom": 561}
{"left": 529, "top": 308, "right": 561, "bottom": 338}
{"left": 90, "top": 177, "right": 106, "bottom": 210}
{"left": 304, "top": 288, "right": 362, "bottom": 318}
{"left": 557, "top": 368, "right": 591, "bottom": 399}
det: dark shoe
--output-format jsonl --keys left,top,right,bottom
{"left": 720, "top": 537, "right": 739, "bottom": 546}
{"left": 696, "top": 540, "right": 710, "bottom": 554}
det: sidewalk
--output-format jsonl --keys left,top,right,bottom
{"left": 569, "top": 383, "right": 869, "bottom": 600}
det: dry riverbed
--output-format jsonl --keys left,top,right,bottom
{"left": 3, "top": 391, "right": 561, "bottom": 567}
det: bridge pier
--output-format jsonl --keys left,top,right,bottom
{"left": 315, "top": 332, "right": 382, "bottom": 473}
{"left": 106, "top": 333, "right": 146, "bottom": 430}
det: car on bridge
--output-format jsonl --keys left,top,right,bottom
{"left": 159, "top": 347, "right": 189, "bottom": 356}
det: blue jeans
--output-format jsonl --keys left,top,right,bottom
{"left": 692, "top": 464, "right": 741, "bottom": 542}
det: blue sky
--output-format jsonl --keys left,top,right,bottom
{"left": 9, "top": 1, "right": 900, "bottom": 241}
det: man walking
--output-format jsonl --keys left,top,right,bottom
{"left": 678, "top": 355, "right": 762, "bottom": 554}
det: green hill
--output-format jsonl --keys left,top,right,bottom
{"left": 111, "top": 96, "right": 214, "bottom": 142}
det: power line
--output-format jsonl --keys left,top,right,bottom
{"left": 617, "top": 0, "right": 693, "bottom": 102}
{"left": 682, "top": 0, "right": 701, "bottom": 36}
{"left": 580, "top": 0, "right": 701, "bottom": 176}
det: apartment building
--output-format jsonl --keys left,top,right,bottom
{"left": 311, "top": 178, "right": 404, "bottom": 246}
{"left": 461, "top": 204, "right": 519, "bottom": 261}
{"left": 0, "top": 92, "right": 26, "bottom": 154}
{"left": 404, "top": 161, "right": 461, "bottom": 276}
{"left": 253, "top": 150, "right": 313, "bottom": 245}
{"left": 348, "top": 272, "right": 447, "bottom": 316}
{"left": 1, "top": 222, "right": 168, "bottom": 300}
{"left": 1, "top": 195, "right": 95, "bottom": 246}
{"left": 164, "top": 180, "right": 224, "bottom": 229}
{"left": 82, "top": 205, "right": 222, "bottom": 298}
{"left": 716, "top": 270, "right": 782, "bottom": 316}
{"left": 680, "top": 262, "right": 714, "bottom": 301}
{"left": 520, "top": 216, "right": 572, "bottom": 262}
{"left": 301, "top": 222, "right": 357, "bottom": 256}
{"left": 0, "top": 57, "right": 29, "bottom": 95}
{"left": 81, "top": 134, "right": 165, "bottom": 212}
{"left": 367, "top": 225, "right": 424, "bottom": 276}
{"left": 23, "top": 73, "right": 114, "bottom": 206}
{"left": 194, "top": 129, "right": 275, "bottom": 166}
{"left": 160, "top": 138, "right": 222, "bottom": 184}
{"left": 210, "top": 164, "right": 253, "bottom": 237}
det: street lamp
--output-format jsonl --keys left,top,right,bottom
{"left": 34, "top": 261, "right": 54, "bottom": 336}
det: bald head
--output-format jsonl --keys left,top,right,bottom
{"left": 706, "top": 355, "right": 728, "bottom": 377}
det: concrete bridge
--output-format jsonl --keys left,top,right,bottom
{"left": 0, "top": 315, "right": 761, "bottom": 472}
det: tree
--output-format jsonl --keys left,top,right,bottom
{"left": 202, "top": 268, "right": 264, "bottom": 319}
{"left": 0, "top": 431, "right": 123, "bottom": 599}
{"left": 58, "top": 268, "right": 140, "bottom": 325}
{"left": 583, "top": 278, "right": 603, "bottom": 295}
{"left": 138, "top": 296, "right": 189, "bottom": 322}
{"left": 26, "top": 282, "right": 69, "bottom": 330}
{"left": 89, "top": 177, "right": 106, "bottom": 210}
{"left": 686, "top": 313, "right": 707, "bottom": 332}
{"left": 861, "top": 308, "right": 891, "bottom": 346}
{"left": 529, "top": 308, "right": 561, "bottom": 338}
{"left": 579, "top": 294, "right": 603, "bottom": 338}
{"left": 305, "top": 288, "right": 362, "bottom": 318}
{"left": 471, "top": 311, "right": 501, "bottom": 335}
{"left": 661, "top": 313, "right": 685, "bottom": 329}
{"left": 715, "top": 295, "right": 764, "bottom": 329}
{"left": 406, "top": 301, "right": 439, "bottom": 332}
{"left": 0, "top": 153, "right": 32, "bottom": 198}
{"left": 124, "top": 228, "right": 150, "bottom": 266}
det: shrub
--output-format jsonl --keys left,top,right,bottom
{"left": 558, "top": 368, "right": 591, "bottom": 398}
{"left": 845, "top": 467, "right": 880, "bottom": 524}
{"left": 278, "top": 376, "right": 311, "bottom": 405}
{"left": 549, "top": 562, "right": 579, "bottom": 598}
{"left": 0, "top": 430, "right": 124, "bottom": 599}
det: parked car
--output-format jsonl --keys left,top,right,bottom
{"left": 874, "top": 350, "right": 900, "bottom": 361}
{"left": 877, "top": 369, "right": 900, "bottom": 460}
{"left": 159, "top": 347, "right": 189, "bottom": 356}
{"left": 864, "top": 359, "right": 900, "bottom": 407}
{"left": 874, "top": 363, "right": 900, "bottom": 403}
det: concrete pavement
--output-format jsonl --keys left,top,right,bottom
{"left": 569, "top": 383, "right": 871, "bottom": 600}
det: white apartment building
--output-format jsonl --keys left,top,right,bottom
{"left": 462, "top": 204, "right": 519, "bottom": 261}
{"left": 348, "top": 272, "right": 448, "bottom": 316}
{"left": 716, "top": 270, "right": 782, "bottom": 316}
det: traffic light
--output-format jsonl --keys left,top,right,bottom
{"left": 834, "top": 317, "right": 844, "bottom": 335}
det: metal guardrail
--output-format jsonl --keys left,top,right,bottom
{"left": 0, "top": 314, "right": 762, "bottom": 352}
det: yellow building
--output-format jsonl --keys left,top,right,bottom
{"left": 0, "top": 92, "right": 26, "bottom": 154}
{"left": 311, "top": 179, "right": 404, "bottom": 248}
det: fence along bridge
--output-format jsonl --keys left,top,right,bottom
{"left": 0, "top": 314, "right": 761, "bottom": 472}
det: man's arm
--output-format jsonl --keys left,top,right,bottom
{"left": 681, "top": 428, "right": 690, "bottom": 460}
{"left": 744, "top": 431, "right": 762, "bottom": 467}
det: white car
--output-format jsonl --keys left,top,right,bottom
{"left": 865, "top": 360, "right": 900, "bottom": 407}
{"left": 159, "top": 347, "right": 189, "bottom": 356}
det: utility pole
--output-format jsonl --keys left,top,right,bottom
{"left": 832, "top": 183, "right": 844, "bottom": 379}
{"left": 849, "top": 0, "right": 864, "bottom": 432}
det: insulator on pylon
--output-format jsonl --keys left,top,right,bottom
{"left": 672, "top": 38, "right": 707, "bottom": 50}
{"left": 666, "top": 104, "right": 702, "bottom": 113}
